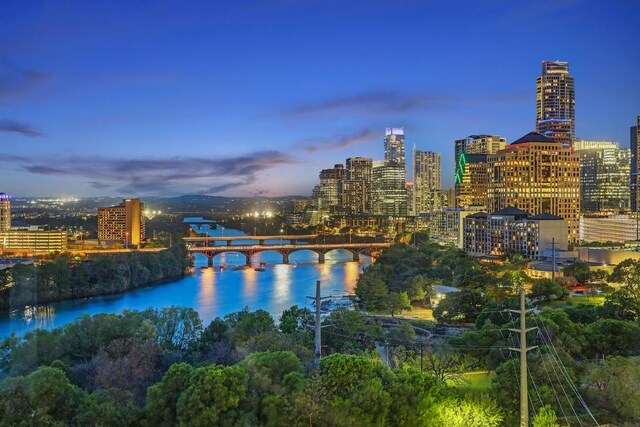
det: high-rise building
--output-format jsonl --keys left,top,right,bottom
{"left": 372, "top": 161, "right": 407, "bottom": 216}
{"left": 463, "top": 207, "right": 568, "bottom": 260}
{"left": 536, "top": 60, "right": 575, "bottom": 145}
{"left": 98, "top": 198, "right": 146, "bottom": 247}
{"left": 487, "top": 132, "right": 581, "bottom": 243}
{"left": 315, "top": 164, "right": 346, "bottom": 215}
{"left": 574, "top": 142, "right": 630, "bottom": 212}
{"left": 631, "top": 116, "right": 640, "bottom": 211}
{"left": 343, "top": 157, "right": 373, "bottom": 214}
{"left": 0, "top": 193, "right": 10, "bottom": 231}
{"left": 384, "top": 128, "right": 406, "bottom": 170}
{"left": 0, "top": 230, "right": 67, "bottom": 254}
{"left": 413, "top": 149, "right": 441, "bottom": 214}
{"left": 454, "top": 135, "right": 505, "bottom": 209}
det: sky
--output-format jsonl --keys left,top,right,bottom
{"left": 1, "top": 0, "right": 639, "bottom": 197}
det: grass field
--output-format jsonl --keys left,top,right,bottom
{"left": 542, "top": 294, "right": 606, "bottom": 308}
{"left": 396, "top": 305, "right": 435, "bottom": 321}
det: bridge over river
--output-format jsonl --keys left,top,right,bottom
{"left": 183, "top": 235, "right": 391, "bottom": 266}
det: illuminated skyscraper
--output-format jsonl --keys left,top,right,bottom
{"left": 487, "top": 132, "right": 580, "bottom": 243}
{"left": 536, "top": 60, "right": 575, "bottom": 145}
{"left": 413, "top": 149, "right": 441, "bottom": 214}
{"left": 384, "top": 128, "right": 406, "bottom": 171}
{"left": 343, "top": 157, "right": 373, "bottom": 214}
{"left": 0, "top": 193, "right": 10, "bottom": 231}
{"left": 315, "top": 164, "right": 346, "bottom": 215}
{"left": 98, "top": 198, "right": 146, "bottom": 247}
{"left": 454, "top": 135, "right": 505, "bottom": 209}
{"left": 372, "top": 160, "right": 407, "bottom": 216}
{"left": 575, "top": 142, "right": 630, "bottom": 212}
{"left": 631, "top": 117, "right": 640, "bottom": 211}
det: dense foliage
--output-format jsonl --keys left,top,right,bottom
{"left": 0, "top": 246, "right": 191, "bottom": 310}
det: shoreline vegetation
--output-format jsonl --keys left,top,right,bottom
{"left": 0, "top": 245, "right": 192, "bottom": 311}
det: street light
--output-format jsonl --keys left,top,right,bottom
{"left": 280, "top": 228, "right": 284, "bottom": 244}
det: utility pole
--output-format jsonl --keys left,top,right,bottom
{"left": 551, "top": 237, "right": 557, "bottom": 282}
{"left": 509, "top": 286, "right": 538, "bottom": 427}
{"left": 308, "top": 280, "right": 331, "bottom": 368}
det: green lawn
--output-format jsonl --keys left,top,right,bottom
{"left": 396, "top": 305, "right": 435, "bottom": 321}
{"left": 542, "top": 294, "right": 606, "bottom": 308}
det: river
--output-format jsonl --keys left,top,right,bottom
{"left": 0, "top": 225, "right": 370, "bottom": 338}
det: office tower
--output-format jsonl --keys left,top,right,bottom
{"left": 0, "top": 193, "right": 10, "bottom": 231}
{"left": 487, "top": 132, "right": 580, "bottom": 243}
{"left": 413, "top": 149, "right": 441, "bottom": 214}
{"left": 574, "top": 142, "right": 630, "bottom": 212}
{"left": 536, "top": 60, "right": 575, "bottom": 145}
{"left": 0, "top": 229, "right": 67, "bottom": 253}
{"left": 384, "top": 128, "right": 406, "bottom": 170}
{"left": 631, "top": 116, "right": 640, "bottom": 211}
{"left": 315, "top": 164, "right": 346, "bottom": 214}
{"left": 406, "top": 182, "right": 414, "bottom": 215}
{"left": 454, "top": 135, "right": 505, "bottom": 209}
{"left": 343, "top": 157, "right": 373, "bottom": 214}
{"left": 98, "top": 198, "right": 146, "bottom": 247}
{"left": 372, "top": 161, "right": 407, "bottom": 216}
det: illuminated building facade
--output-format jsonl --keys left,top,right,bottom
{"left": 343, "top": 157, "right": 373, "bottom": 214}
{"left": 579, "top": 214, "right": 639, "bottom": 243}
{"left": 463, "top": 207, "right": 568, "bottom": 260}
{"left": 384, "top": 127, "right": 406, "bottom": 170}
{"left": 0, "top": 230, "right": 67, "bottom": 254}
{"left": 487, "top": 132, "right": 580, "bottom": 242}
{"left": 575, "top": 142, "right": 630, "bottom": 212}
{"left": 372, "top": 161, "right": 407, "bottom": 216}
{"left": 536, "top": 60, "right": 575, "bottom": 145}
{"left": 314, "top": 164, "right": 346, "bottom": 215}
{"left": 0, "top": 193, "right": 10, "bottom": 231}
{"left": 631, "top": 117, "right": 640, "bottom": 211}
{"left": 454, "top": 135, "right": 505, "bottom": 209}
{"left": 413, "top": 149, "right": 441, "bottom": 214}
{"left": 98, "top": 198, "right": 146, "bottom": 247}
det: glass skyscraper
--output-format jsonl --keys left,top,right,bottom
{"left": 536, "top": 61, "right": 575, "bottom": 145}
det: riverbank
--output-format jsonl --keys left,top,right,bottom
{"left": 0, "top": 245, "right": 192, "bottom": 311}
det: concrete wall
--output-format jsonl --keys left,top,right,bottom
{"left": 577, "top": 247, "right": 640, "bottom": 265}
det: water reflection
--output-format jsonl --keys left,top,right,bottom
{"left": 0, "top": 226, "right": 372, "bottom": 337}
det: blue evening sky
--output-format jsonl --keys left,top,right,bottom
{"left": 1, "top": 0, "right": 638, "bottom": 197}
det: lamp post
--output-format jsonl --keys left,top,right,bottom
{"left": 125, "top": 232, "right": 129, "bottom": 249}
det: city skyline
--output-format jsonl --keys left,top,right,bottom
{"left": 1, "top": 1, "right": 639, "bottom": 197}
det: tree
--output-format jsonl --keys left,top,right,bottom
{"left": 433, "top": 290, "right": 486, "bottom": 323}
{"left": 75, "top": 388, "right": 142, "bottom": 427}
{"left": 608, "top": 258, "right": 640, "bottom": 299}
{"left": 176, "top": 364, "right": 248, "bottom": 427}
{"left": 561, "top": 262, "right": 591, "bottom": 284}
{"left": 584, "top": 319, "right": 640, "bottom": 357}
{"left": 226, "top": 308, "right": 276, "bottom": 344}
{"left": 599, "top": 289, "right": 640, "bottom": 321}
{"left": 385, "top": 292, "right": 411, "bottom": 317}
{"left": 429, "top": 396, "right": 503, "bottom": 427}
{"left": 355, "top": 266, "right": 389, "bottom": 312}
{"left": 145, "top": 363, "right": 195, "bottom": 427}
{"left": 532, "top": 405, "right": 559, "bottom": 427}
{"left": 529, "top": 279, "right": 569, "bottom": 302}
{"left": 144, "top": 306, "right": 203, "bottom": 350}
{"left": 586, "top": 356, "right": 640, "bottom": 422}
{"left": 279, "top": 305, "right": 313, "bottom": 334}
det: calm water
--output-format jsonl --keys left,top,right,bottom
{"left": 0, "top": 225, "right": 369, "bottom": 338}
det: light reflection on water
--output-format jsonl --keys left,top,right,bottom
{"left": 0, "top": 226, "right": 370, "bottom": 337}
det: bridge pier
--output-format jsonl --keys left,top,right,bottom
{"left": 352, "top": 252, "right": 360, "bottom": 262}
{"left": 283, "top": 253, "right": 289, "bottom": 264}
{"left": 246, "top": 254, "right": 252, "bottom": 266}
{"left": 318, "top": 252, "right": 325, "bottom": 263}
{"left": 259, "top": 239, "right": 265, "bottom": 245}
{"left": 207, "top": 256, "right": 213, "bottom": 267}
{"left": 226, "top": 240, "right": 232, "bottom": 246}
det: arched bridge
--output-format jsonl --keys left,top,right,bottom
{"left": 184, "top": 236, "right": 391, "bottom": 266}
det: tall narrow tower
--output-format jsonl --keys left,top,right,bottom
{"left": 631, "top": 116, "right": 640, "bottom": 211}
{"left": 0, "top": 193, "right": 10, "bottom": 231}
{"left": 536, "top": 61, "right": 575, "bottom": 145}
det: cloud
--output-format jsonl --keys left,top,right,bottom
{"left": 0, "top": 62, "right": 51, "bottom": 103}
{"left": 301, "top": 128, "right": 378, "bottom": 153}
{"left": 0, "top": 120, "right": 44, "bottom": 137}
{"left": 270, "top": 90, "right": 528, "bottom": 120}
{"left": 0, "top": 150, "right": 294, "bottom": 195}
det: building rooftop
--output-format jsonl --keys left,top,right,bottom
{"left": 529, "top": 213, "right": 564, "bottom": 220}
{"left": 511, "top": 131, "right": 556, "bottom": 145}
{"left": 491, "top": 206, "right": 530, "bottom": 217}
